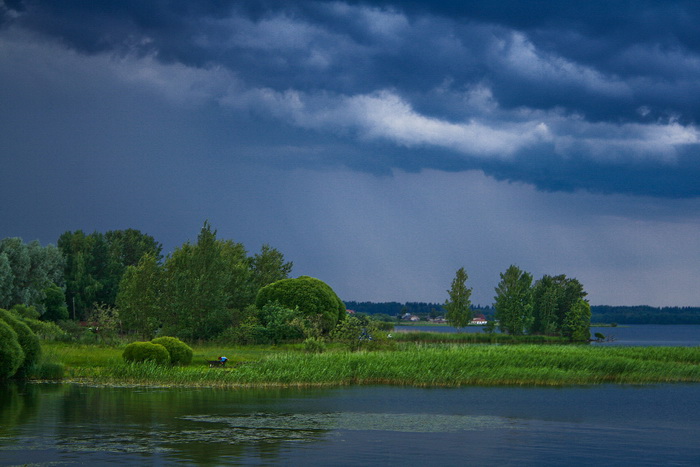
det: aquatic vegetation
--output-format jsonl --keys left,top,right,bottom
{"left": 44, "top": 341, "right": 700, "bottom": 387}
{"left": 392, "top": 331, "right": 568, "bottom": 344}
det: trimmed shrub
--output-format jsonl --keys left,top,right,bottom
{"left": 0, "top": 309, "right": 41, "bottom": 378}
{"left": 122, "top": 342, "right": 170, "bottom": 365}
{"left": 256, "top": 276, "right": 346, "bottom": 334}
{"left": 0, "top": 320, "right": 24, "bottom": 380}
{"left": 151, "top": 337, "right": 193, "bottom": 365}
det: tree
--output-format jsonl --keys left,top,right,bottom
{"left": 255, "top": 276, "right": 345, "bottom": 334}
{"left": 493, "top": 265, "right": 533, "bottom": 335}
{"left": 42, "top": 284, "right": 69, "bottom": 322}
{"left": 250, "top": 244, "right": 293, "bottom": 291}
{"left": 531, "top": 274, "right": 587, "bottom": 336}
{"left": 220, "top": 240, "right": 254, "bottom": 311}
{"left": 0, "top": 238, "right": 64, "bottom": 312}
{"left": 116, "top": 252, "right": 163, "bottom": 339}
{"left": 161, "top": 222, "right": 231, "bottom": 340}
{"left": 444, "top": 267, "right": 472, "bottom": 329}
{"left": 563, "top": 298, "right": 591, "bottom": 342}
{"left": 59, "top": 229, "right": 161, "bottom": 319}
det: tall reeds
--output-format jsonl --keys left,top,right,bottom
{"left": 51, "top": 343, "right": 700, "bottom": 387}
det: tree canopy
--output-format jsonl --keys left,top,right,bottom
{"left": 494, "top": 265, "right": 533, "bottom": 335}
{"left": 444, "top": 267, "right": 473, "bottom": 329}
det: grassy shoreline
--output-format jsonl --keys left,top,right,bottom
{"left": 40, "top": 341, "right": 700, "bottom": 388}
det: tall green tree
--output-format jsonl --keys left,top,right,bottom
{"left": 563, "top": 298, "right": 591, "bottom": 342}
{"left": 59, "top": 229, "right": 161, "bottom": 320}
{"left": 116, "top": 253, "right": 163, "bottom": 339}
{"left": 494, "top": 265, "right": 533, "bottom": 335}
{"left": 0, "top": 238, "right": 64, "bottom": 312}
{"left": 531, "top": 274, "right": 587, "bottom": 336}
{"left": 444, "top": 267, "right": 472, "bottom": 329}
{"left": 250, "top": 244, "right": 293, "bottom": 291}
{"left": 161, "top": 222, "right": 231, "bottom": 340}
{"left": 42, "top": 284, "right": 69, "bottom": 322}
{"left": 220, "top": 240, "right": 254, "bottom": 311}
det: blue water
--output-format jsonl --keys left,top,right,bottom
{"left": 1, "top": 383, "right": 698, "bottom": 466}
{"left": 1, "top": 325, "right": 699, "bottom": 465}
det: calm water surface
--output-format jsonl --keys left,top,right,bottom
{"left": 1, "top": 382, "right": 699, "bottom": 466}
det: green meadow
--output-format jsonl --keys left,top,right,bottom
{"left": 41, "top": 341, "right": 700, "bottom": 388}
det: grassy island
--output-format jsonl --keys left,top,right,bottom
{"left": 41, "top": 341, "right": 700, "bottom": 388}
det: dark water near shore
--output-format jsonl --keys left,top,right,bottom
{"left": 2, "top": 325, "right": 699, "bottom": 466}
{"left": 2, "top": 382, "right": 700, "bottom": 466}
{"left": 399, "top": 324, "right": 700, "bottom": 346}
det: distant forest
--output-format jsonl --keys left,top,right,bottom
{"left": 343, "top": 301, "right": 700, "bottom": 325}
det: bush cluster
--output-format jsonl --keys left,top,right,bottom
{"left": 122, "top": 336, "right": 192, "bottom": 366}
{"left": 256, "top": 276, "right": 345, "bottom": 334}
{"left": 122, "top": 341, "right": 170, "bottom": 365}
{"left": 0, "top": 308, "right": 42, "bottom": 379}
{"left": 151, "top": 336, "right": 193, "bottom": 365}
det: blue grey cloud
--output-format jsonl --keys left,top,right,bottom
{"left": 3, "top": 1, "right": 699, "bottom": 192}
{"left": 2, "top": 0, "right": 700, "bottom": 306}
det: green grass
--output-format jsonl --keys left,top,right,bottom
{"left": 40, "top": 341, "right": 700, "bottom": 388}
{"left": 391, "top": 331, "right": 569, "bottom": 344}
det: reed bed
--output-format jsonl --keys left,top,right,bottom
{"left": 391, "top": 332, "right": 569, "bottom": 345}
{"left": 48, "top": 342, "right": 700, "bottom": 388}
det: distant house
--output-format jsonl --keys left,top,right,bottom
{"left": 346, "top": 309, "right": 356, "bottom": 315}
{"left": 470, "top": 314, "right": 488, "bottom": 325}
{"left": 401, "top": 313, "right": 421, "bottom": 321}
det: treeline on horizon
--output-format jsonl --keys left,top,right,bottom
{"left": 344, "top": 301, "right": 700, "bottom": 325}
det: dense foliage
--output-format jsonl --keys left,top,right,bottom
{"left": 58, "top": 229, "right": 162, "bottom": 320}
{"left": 0, "top": 238, "right": 64, "bottom": 313}
{"left": 0, "top": 308, "right": 42, "bottom": 377}
{"left": 443, "top": 267, "right": 473, "bottom": 329}
{"left": 122, "top": 342, "right": 170, "bottom": 365}
{"left": 0, "top": 319, "right": 23, "bottom": 380}
{"left": 151, "top": 337, "right": 193, "bottom": 366}
{"left": 494, "top": 265, "right": 533, "bottom": 335}
{"left": 116, "top": 222, "right": 293, "bottom": 341}
{"left": 256, "top": 276, "right": 345, "bottom": 334}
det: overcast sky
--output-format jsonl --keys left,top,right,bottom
{"left": 2, "top": 0, "right": 700, "bottom": 306}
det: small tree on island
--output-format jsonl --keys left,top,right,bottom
{"left": 444, "top": 267, "right": 473, "bottom": 329}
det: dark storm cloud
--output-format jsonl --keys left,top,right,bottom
{"left": 3, "top": 0, "right": 700, "bottom": 197}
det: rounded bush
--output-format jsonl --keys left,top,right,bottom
{"left": 0, "top": 309, "right": 41, "bottom": 378}
{"left": 151, "top": 337, "right": 193, "bottom": 365}
{"left": 122, "top": 342, "right": 170, "bottom": 365}
{"left": 0, "top": 320, "right": 24, "bottom": 380}
{"left": 256, "top": 276, "right": 346, "bottom": 334}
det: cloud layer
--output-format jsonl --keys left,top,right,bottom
{"left": 2, "top": 1, "right": 700, "bottom": 306}
{"left": 3, "top": 0, "right": 700, "bottom": 196}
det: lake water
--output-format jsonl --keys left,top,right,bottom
{"left": 398, "top": 324, "right": 700, "bottom": 346}
{"left": 1, "top": 383, "right": 699, "bottom": 466}
{"left": 2, "top": 325, "right": 699, "bottom": 466}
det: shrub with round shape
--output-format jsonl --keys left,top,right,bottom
{"left": 122, "top": 342, "right": 170, "bottom": 365}
{"left": 0, "top": 309, "right": 41, "bottom": 378}
{"left": 0, "top": 320, "right": 24, "bottom": 380}
{"left": 151, "top": 337, "right": 193, "bottom": 365}
{"left": 255, "top": 276, "right": 346, "bottom": 334}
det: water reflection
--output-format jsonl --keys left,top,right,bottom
{"left": 1, "top": 383, "right": 699, "bottom": 465}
